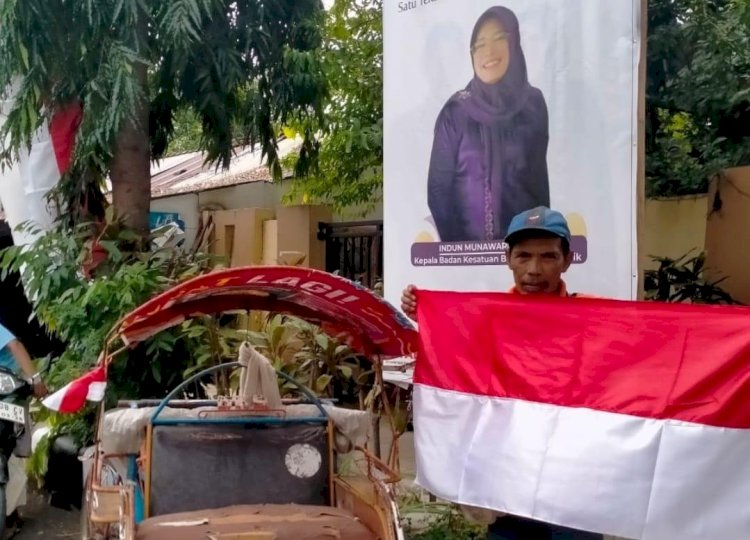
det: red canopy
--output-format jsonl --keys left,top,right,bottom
{"left": 115, "top": 266, "right": 417, "bottom": 358}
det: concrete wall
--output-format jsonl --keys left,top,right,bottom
{"left": 641, "top": 195, "right": 708, "bottom": 269}
{"left": 704, "top": 166, "right": 750, "bottom": 304}
{"left": 209, "top": 207, "right": 274, "bottom": 267}
{"left": 638, "top": 169, "right": 750, "bottom": 303}
{"left": 198, "top": 181, "right": 285, "bottom": 210}
{"left": 275, "top": 205, "right": 332, "bottom": 270}
{"left": 333, "top": 193, "right": 383, "bottom": 222}
{"left": 150, "top": 183, "right": 285, "bottom": 250}
{"left": 150, "top": 192, "right": 201, "bottom": 247}
{"left": 151, "top": 180, "right": 381, "bottom": 250}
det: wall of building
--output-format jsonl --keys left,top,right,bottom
{"left": 150, "top": 180, "right": 382, "bottom": 251}
{"left": 641, "top": 195, "right": 708, "bottom": 269}
{"left": 638, "top": 168, "right": 750, "bottom": 303}
{"left": 704, "top": 166, "right": 750, "bottom": 304}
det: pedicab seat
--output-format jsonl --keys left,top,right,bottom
{"left": 136, "top": 503, "right": 377, "bottom": 540}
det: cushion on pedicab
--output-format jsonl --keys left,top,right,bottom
{"left": 135, "top": 503, "right": 377, "bottom": 540}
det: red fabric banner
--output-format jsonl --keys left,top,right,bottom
{"left": 415, "top": 290, "right": 750, "bottom": 429}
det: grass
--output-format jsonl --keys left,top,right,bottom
{"left": 404, "top": 510, "right": 486, "bottom": 539}
{"left": 399, "top": 488, "right": 486, "bottom": 540}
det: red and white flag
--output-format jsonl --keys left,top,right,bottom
{"left": 414, "top": 291, "right": 750, "bottom": 540}
{"left": 18, "top": 103, "right": 82, "bottom": 224}
{"left": 42, "top": 366, "right": 106, "bottom": 414}
{"left": 0, "top": 99, "right": 81, "bottom": 246}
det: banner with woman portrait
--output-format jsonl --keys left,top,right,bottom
{"left": 383, "top": 0, "right": 642, "bottom": 302}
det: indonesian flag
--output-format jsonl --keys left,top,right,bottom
{"left": 17, "top": 103, "right": 82, "bottom": 224}
{"left": 42, "top": 366, "right": 106, "bottom": 414}
{"left": 0, "top": 98, "right": 82, "bottom": 247}
{"left": 414, "top": 290, "right": 750, "bottom": 540}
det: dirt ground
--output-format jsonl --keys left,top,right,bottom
{"left": 14, "top": 491, "right": 79, "bottom": 540}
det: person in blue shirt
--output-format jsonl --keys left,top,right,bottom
{"left": 0, "top": 323, "right": 47, "bottom": 398}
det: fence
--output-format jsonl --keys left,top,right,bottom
{"left": 317, "top": 221, "right": 383, "bottom": 290}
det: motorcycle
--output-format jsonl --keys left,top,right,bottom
{"left": 0, "top": 360, "right": 48, "bottom": 538}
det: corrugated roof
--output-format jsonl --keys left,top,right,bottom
{"left": 100, "top": 138, "right": 300, "bottom": 200}
{"left": 150, "top": 138, "right": 300, "bottom": 199}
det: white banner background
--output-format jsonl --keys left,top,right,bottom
{"left": 384, "top": 0, "right": 641, "bottom": 303}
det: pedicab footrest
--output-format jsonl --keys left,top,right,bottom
{"left": 90, "top": 486, "right": 125, "bottom": 523}
{"left": 89, "top": 483, "right": 135, "bottom": 538}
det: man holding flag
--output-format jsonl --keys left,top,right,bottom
{"left": 402, "top": 206, "right": 588, "bottom": 316}
{"left": 401, "top": 206, "right": 603, "bottom": 540}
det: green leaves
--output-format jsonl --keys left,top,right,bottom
{"left": 0, "top": 0, "right": 327, "bottom": 227}
{"left": 284, "top": 0, "right": 383, "bottom": 211}
{"left": 314, "top": 374, "right": 333, "bottom": 393}
{"left": 159, "top": 0, "right": 220, "bottom": 49}
{"left": 0, "top": 214, "right": 219, "bottom": 401}
{"left": 245, "top": 312, "right": 372, "bottom": 402}
{"left": 158, "top": 0, "right": 326, "bottom": 176}
{"left": 646, "top": 0, "right": 750, "bottom": 197}
{"left": 644, "top": 250, "right": 739, "bottom": 304}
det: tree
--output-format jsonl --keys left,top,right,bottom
{"left": 0, "top": 0, "right": 327, "bottom": 233}
{"left": 285, "top": 0, "right": 383, "bottom": 212}
{"left": 164, "top": 109, "right": 204, "bottom": 157}
{"left": 646, "top": 0, "right": 750, "bottom": 196}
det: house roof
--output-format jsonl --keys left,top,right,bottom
{"left": 149, "top": 138, "right": 300, "bottom": 199}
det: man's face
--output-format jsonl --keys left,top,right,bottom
{"left": 508, "top": 236, "right": 573, "bottom": 294}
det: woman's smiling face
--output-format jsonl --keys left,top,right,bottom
{"left": 471, "top": 18, "right": 510, "bottom": 84}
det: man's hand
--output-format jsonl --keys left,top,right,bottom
{"left": 401, "top": 285, "right": 418, "bottom": 321}
{"left": 32, "top": 378, "right": 48, "bottom": 399}
{"left": 7, "top": 340, "right": 48, "bottom": 398}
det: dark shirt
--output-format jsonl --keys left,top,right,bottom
{"left": 488, "top": 514, "right": 604, "bottom": 540}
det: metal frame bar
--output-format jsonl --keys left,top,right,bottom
{"left": 152, "top": 416, "right": 326, "bottom": 426}
{"left": 150, "top": 361, "right": 328, "bottom": 424}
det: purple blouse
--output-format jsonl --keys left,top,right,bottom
{"left": 427, "top": 86, "right": 550, "bottom": 242}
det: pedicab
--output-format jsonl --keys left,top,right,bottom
{"left": 81, "top": 266, "right": 418, "bottom": 540}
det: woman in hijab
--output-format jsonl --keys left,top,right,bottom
{"left": 427, "top": 6, "right": 550, "bottom": 242}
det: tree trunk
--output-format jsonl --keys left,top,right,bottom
{"left": 110, "top": 16, "right": 150, "bottom": 236}
{"left": 111, "top": 120, "right": 150, "bottom": 234}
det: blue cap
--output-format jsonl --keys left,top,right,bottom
{"left": 504, "top": 206, "right": 571, "bottom": 244}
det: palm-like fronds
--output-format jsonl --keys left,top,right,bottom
{"left": 0, "top": 0, "right": 326, "bottom": 224}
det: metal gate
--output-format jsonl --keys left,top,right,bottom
{"left": 317, "top": 221, "right": 383, "bottom": 290}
